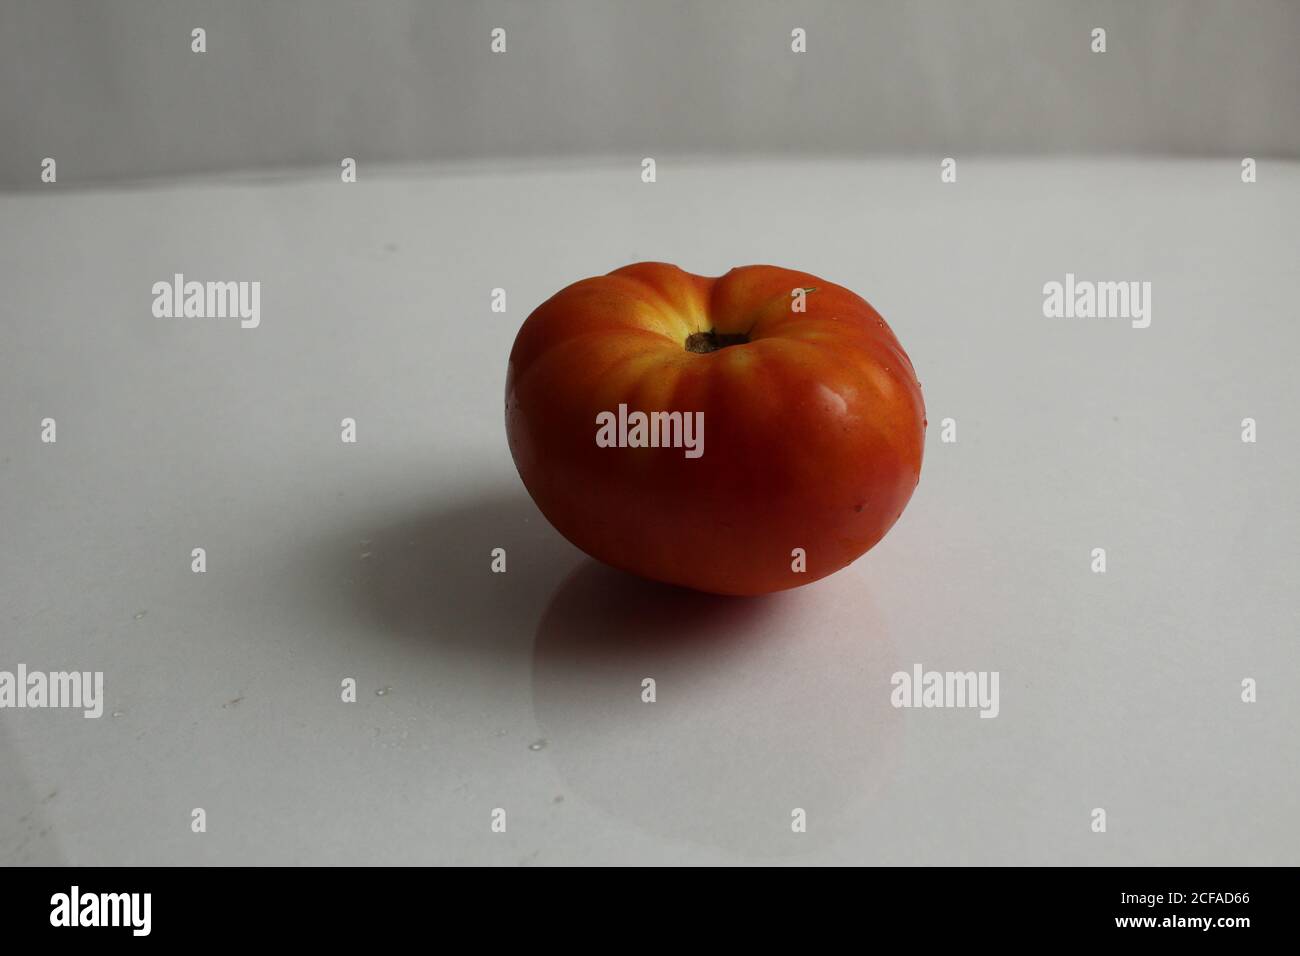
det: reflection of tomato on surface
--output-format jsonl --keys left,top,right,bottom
{"left": 506, "top": 262, "right": 926, "bottom": 596}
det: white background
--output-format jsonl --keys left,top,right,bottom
{"left": 2, "top": 157, "right": 1297, "bottom": 864}
{"left": 3, "top": 0, "right": 1299, "bottom": 187}
{"left": 3, "top": 0, "right": 1298, "bottom": 865}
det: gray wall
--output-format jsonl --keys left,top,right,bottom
{"left": 2, "top": 0, "right": 1298, "bottom": 187}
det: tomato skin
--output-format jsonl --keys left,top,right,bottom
{"left": 505, "top": 263, "right": 925, "bottom": 596}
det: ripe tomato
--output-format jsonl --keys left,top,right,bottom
{"left": 505, "top": 263, "right": 925, "bottom": 595}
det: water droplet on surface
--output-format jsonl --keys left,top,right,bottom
{"left": 360, "top": 552, "right": 372, "bottom": 559}
{"left": 376, "top": 686, "right": 391, "bottom": 697}
{"left": 133, "top": 611, "right": 147, "bottom": 620}
{"left": 528, "top": 739, "right": 547, "bottom": 751}
{"left": 111, "top": 711, "right": 125, "bottom": 718}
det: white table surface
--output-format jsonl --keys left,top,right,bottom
{"left": 2, "top": 157, "right": 1297, "bottom": 865}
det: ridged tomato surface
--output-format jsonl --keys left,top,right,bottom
{"left": 505, "top": 263, "right": 925, "bottom": 595}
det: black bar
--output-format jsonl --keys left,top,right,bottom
{"left": 0, "top": 866, "right": 1286, "bottom": 941}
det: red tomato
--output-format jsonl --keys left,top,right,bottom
{"left": 505, "top": 263, "right": 925, "bottom": 595}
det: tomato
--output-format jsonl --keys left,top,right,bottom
{"left": 505, "top": 263, "right": 925, "bottom": 596}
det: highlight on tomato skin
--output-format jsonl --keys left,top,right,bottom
{"left": 505, "top": 262, "right": 926, "bottom": 596}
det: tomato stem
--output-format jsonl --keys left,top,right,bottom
{"left": 685, "top": 330, "right": 749, "bottom": 353}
